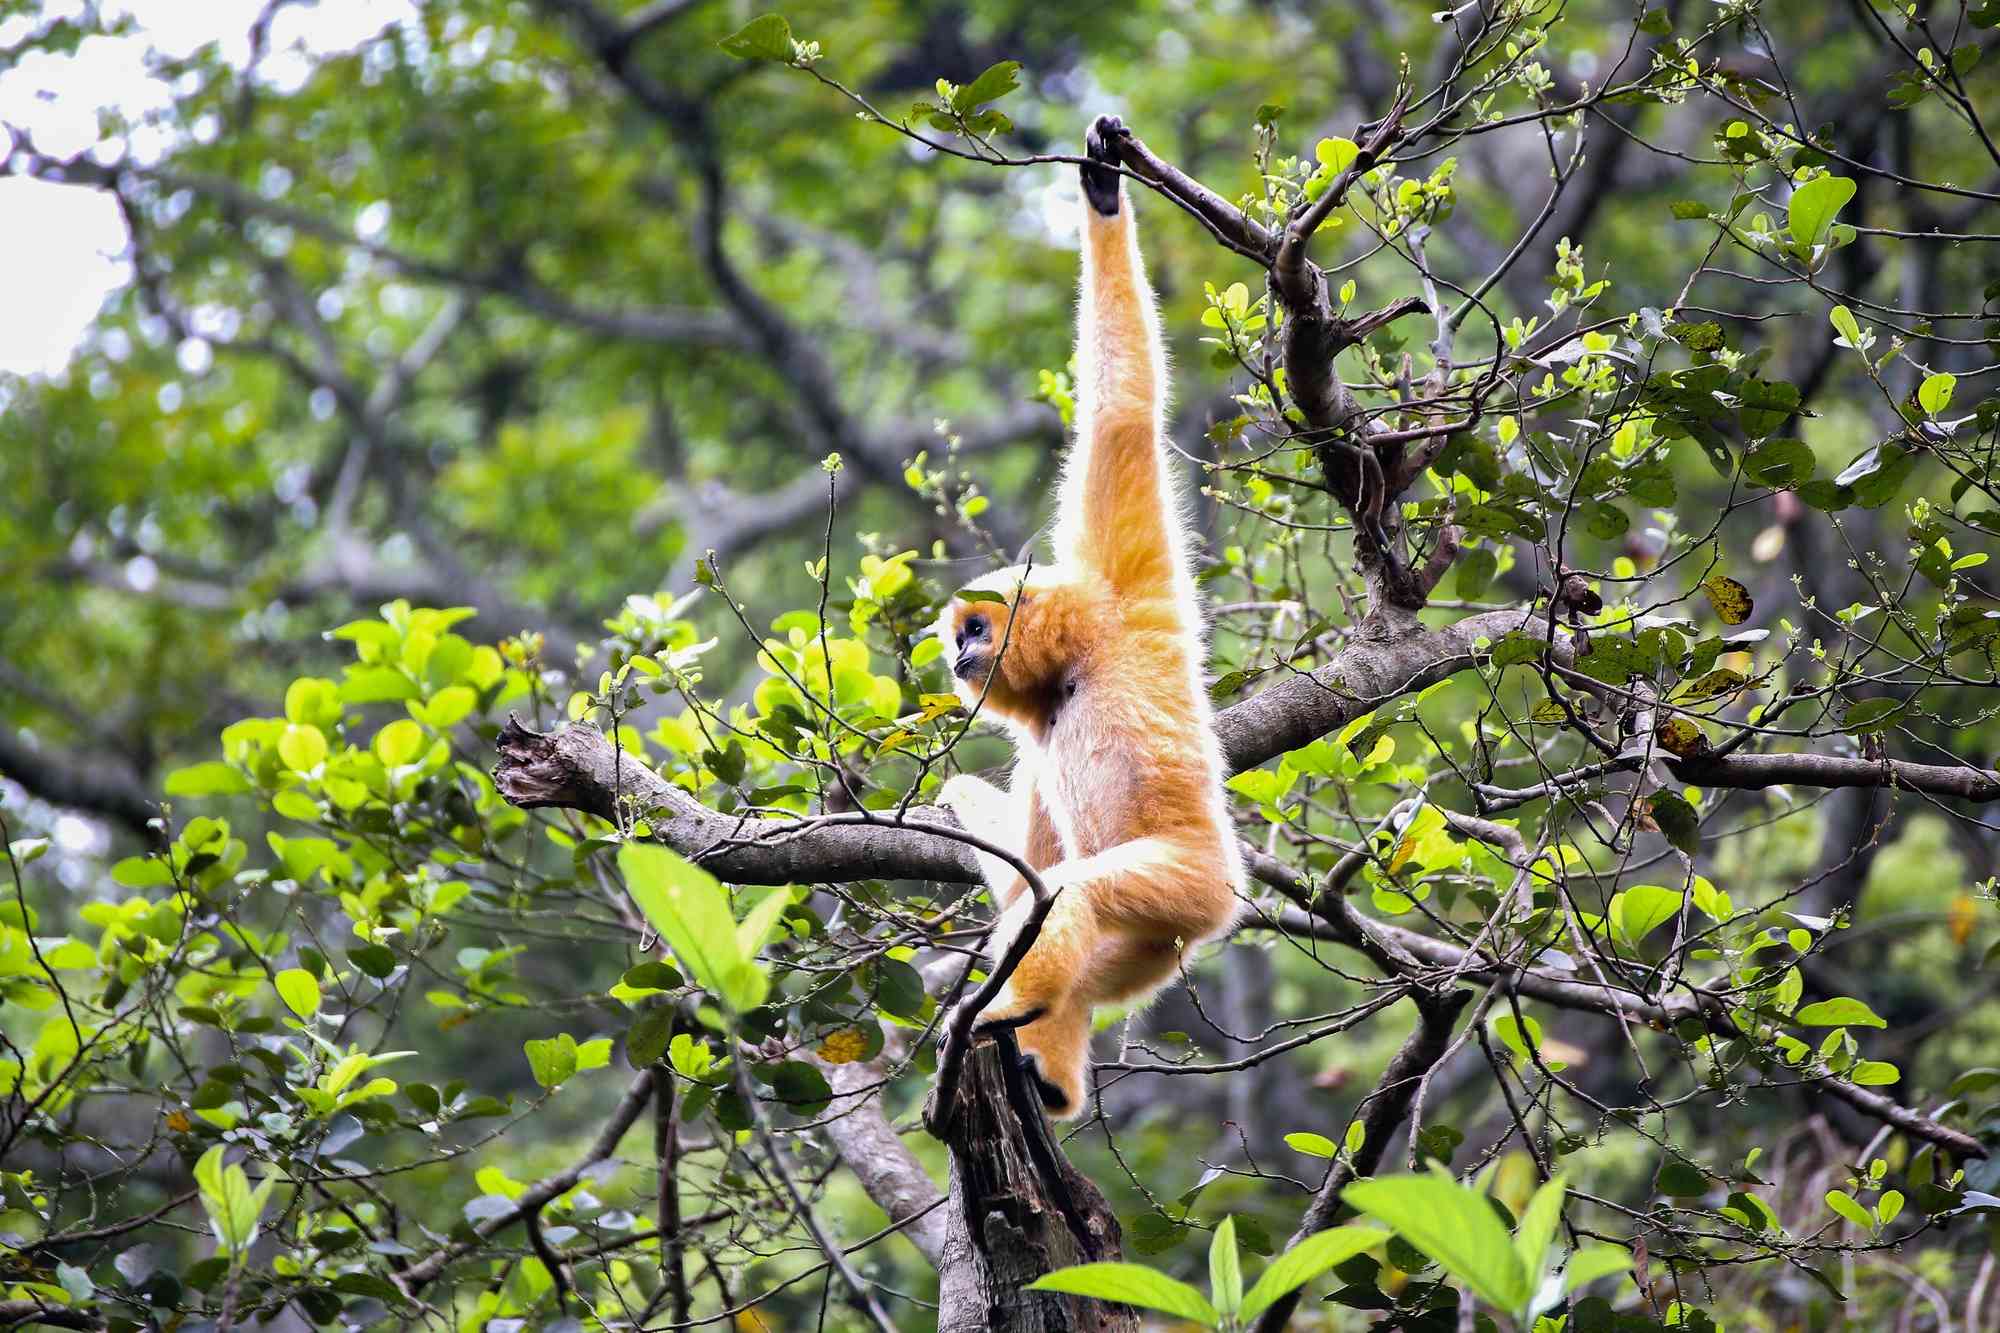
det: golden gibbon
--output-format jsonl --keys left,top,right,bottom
{"left": 934, "top": 115, "right": 1243, "bottom": 1118}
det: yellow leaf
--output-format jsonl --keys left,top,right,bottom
{"left": 815, "top": 1027, "right": 870, "bottom": 1065}
{"left": 1949, "top": 894, "right": 1977, "bottom": 947}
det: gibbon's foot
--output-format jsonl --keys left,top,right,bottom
{"left": 945, "top": 987, "right": 1047, "bottom": 1044}
{"left": 971, "top": 997, "right": 1048, "bottom": 1034}
{"left": 1018, "top": 1047, "right": 1078, "bottom": 1117}
{"left": 1081, "top": 114, "right": 1126, "bottom": 216}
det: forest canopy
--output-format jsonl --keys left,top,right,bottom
{"left": 3, "top": 1, "right": 2000, "bottom": 1330}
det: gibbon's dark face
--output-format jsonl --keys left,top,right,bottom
{"left": 951, "top": 610, "right": 992, "bottom": 682}
{"left": 932, "top": 573, "right": 1033, "bottom": 720}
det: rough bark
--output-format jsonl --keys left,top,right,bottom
{"left": 929, "top": 1034, "right": 1138, "bottom": 1333}
{"left": 492, "top": 607, "right": 1565, "bottom": 886}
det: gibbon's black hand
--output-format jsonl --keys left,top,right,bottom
{"left": 1080, "top": 114, "right": 1125, "bottom": 216}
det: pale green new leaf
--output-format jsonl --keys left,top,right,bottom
{"left": 1563, "top": 1244, "right": 1633, "bottom": 1293}
{"left": 274, "top": 967, "right": 321, "bottom": 1019}
{"left": 1917, "top": 372, "right": 1956, "bottom": 414}
{"left": 1829, "top": 305, "right": 1863, "bottom": 346}
{"left": 525, "top": 1034, "right": 580, "bottom": 1089}
{"left": 1209, "top": 1216, "right": 1242, "bottom": 1317}
{"left": 1826, "top": 1189, "right": 1875, "bottom": 1231}
{"left": 620, "top": 843, "right": 754, "bottom": 1010}
{"left": 1611, "top": 886, "right": 1682, "bottom": 944}
{"left": 1239, "top": 1225, "right": 1389, "bottom": 1324}
{"left": 1025, "top": 1263, "right": 1220, "bottom": 1325}
{"left": 1795, "top": 997, "right": 1886, "bottom": 1028}
{"left": 1343, "top": 1174, "right": 1527, "bottom": 1312}
{"left": 1788, "top": 174, "right": 1855, "bottom": 251}
{"left": 1512, "top": 1173, "right": 1568, "bottom": 1284}
{"left": 735, "top": 888, "right": 792, "bottom": 963}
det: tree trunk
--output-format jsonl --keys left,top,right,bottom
{"left": 929, "top": 1033, "right": 1139, "bottom": 1333}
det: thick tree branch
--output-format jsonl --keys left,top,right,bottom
{"left": 814, "top": 1053, "right": 949, "bottom": 1266}
{"left": 0, "top": 727, "right": 158, "bottom": 836}
{"left": 494, "top": 608, "right": 1565, "bottom": 885}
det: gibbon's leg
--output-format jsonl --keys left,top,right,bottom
{"left": 1012, "top": 929, "right": 1185, "bottom": 1118}
{"left": 1055, "top": 115, "right": 1178, "bottom": 598}
{"left": 972, "top": 837, "right": 1220, "bottom": 1117}
{"left": 968, "top": 836, "right": 1200, "bottom": 1028}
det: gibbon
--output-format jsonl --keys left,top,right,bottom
{"left": 933, "top": 115, "right": 1243, "bottom": 1119}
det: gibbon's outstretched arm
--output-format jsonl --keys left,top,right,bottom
{"left": 1054, "top": 116, "right": 1177, "bottom": 598}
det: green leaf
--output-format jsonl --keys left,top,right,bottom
{"left": 619, "top": 843, "right": 765, "bottom": 1012}
{"left": 420, "top": 685, "right": 476, "bottom": 729}
{"left": 1314, "top": 136, "right": 1360, "bottom": 174}
{"left": 627, "top": 1009, "right": 674, "bottom": 1066}
{"left": 1948, "top": 1068, "right": 2000, "bottom": 1097}
{"left": 1238, "top": 1225, "right": 1389, "bottom": 1323}
{"left": 1209, "top": 1216, "right": 1243, "bottom": 1316}
{"left": 1918, "top": 372, "right": 1956, "bottom": 415}
{"left": 524, "top": 1034, "right": 580, "bottom": 1089}
{"left": 1611, "top": 886, "right": 1683, "bottom": 944}
{"left": 1646, "top": 791, "right": 1702, "bottom": 857}
{"left": 1794, "top": 997, "right": 1887, "bottom": 1028}
{"left": 1877, "top": 1189, "right": 1905, "bottom": 1224}
{"left": 1742, "top": 438, "right": 1813, "bottom": 487}
{"left": 1829, "top": 305, "right": 1863, "bottom": 346}
{"left": 872, "top": 957, "right": 927, "bottom": 1018}
{"left": 1788, "top": 175, "right": 1855, "bottom": 252}
{"left": 373, "top": 719, "right": 424, "bottom": 767}
{"left": 349, "top": 944, "right": 396, "bottom": 979}
{"left": 1025, "top": 1263, "right": 1220, "bottom": 1325}
{"left": 1839, "top": 697, "right": 1903, "bottom": 733}
{"left": 718, "top": 13, "right": 793, "bottom": 62}
{"left": 1656, "top": 1157, "right": 1711, "bottom": 1197}
{"left": 164, "top": 761, "right": 251, "bottom": 798}
{"left": 1825, "top": 1188, "right": 1874, "bottom": 1231}
{"left": 274, "top": 968, "right": 321, "bottom": 1019}
{"left": 1343, "top": 1174, "right": 1528, "bottom": 1313}
{"left": 1455, "top": 547, "right": 1498, "bottom": 599}
{"left": 1850, "top": 1060, "right": 1900, "bottom": 1086}
{"left": 956, "top": 59, "right": 1020, "bottom": 111}
{"left": 1285, "top": 1132, "right": 1338, "bottom": 1158}
{"left": 277, "top": 724, "right": 327, "bottom": 772}
{"left": 1563, "top": 1244, "right": 1632, "bottom": 1293}
{"left": 764, "top": 1060, "right": 833, "bottom": 1113}
{"left": 735, "top": 888, "right": 792, "bottom": 962}
{"left": 1512, "top": 1173, "right": 1567, "bottom": 1283}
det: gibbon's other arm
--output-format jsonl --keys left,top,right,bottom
{"left": 1054, "top": 116, "right": 1176, "bottom": 598}
{"left": 938, "top": 762, "right": 1064, "bottom": 909}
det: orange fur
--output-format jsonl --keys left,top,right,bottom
{"left": 934, "top": 119, "right": 1243, "bottom": 1118}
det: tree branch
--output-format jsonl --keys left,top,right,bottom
{"left": 0, "top": 727, "right": 158, "bottom": 836}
